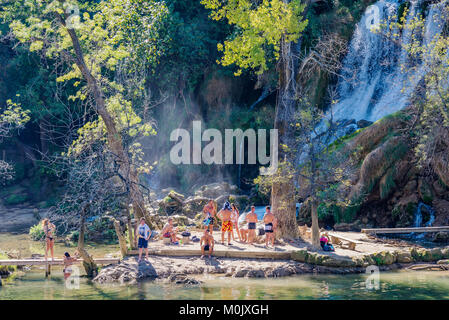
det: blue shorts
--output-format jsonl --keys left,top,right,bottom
{"left": 138, "top": 237, "right": 148, "bottom": 249}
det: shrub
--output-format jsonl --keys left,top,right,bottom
{"left": 5, "top": 193, "right": 28, "bottom": 205}
{"left": 29, "top": 223, "right": 45, "bottom": 241}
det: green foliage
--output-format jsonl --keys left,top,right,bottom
{"left": 380, "top": 168, "right": 396, "bottom": 200}
{"left": 201, "top": 0, "right": 308, "bottom": 75}
{"left": 29, "top": 222, "right": 45, "bottom": 241}
{"left": 397, "top": 1, "right": 410, "bottom": 24}
{"left": 5, "top": 193, "right": 28, "bottom": 205}
{"left": 0, "top": 252, "right": 17, "bottom": 274}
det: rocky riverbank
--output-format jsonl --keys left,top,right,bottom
{"left": 92, "top": 255, "right": 409, "bottom": 285}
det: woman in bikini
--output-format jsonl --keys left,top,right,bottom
{"left": 43, "top": 218, "right": 56, "bottom": 261}
{"left": 63, "top": 251, "right": 79, "bottom": 280}
{"left": 230, "top": 203, "right": 241, "bottom": 242}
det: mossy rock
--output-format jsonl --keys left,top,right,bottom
{"left": 441, "top": 247, "right": 449, "bottom": 259}
{"left": 429, "top": 248, "right": 443, "bottom": 261}
{"left": 351, "top": 257, "right": 367, "bottom": 267}
{"left": 291, "top": 250, "right": 308, "bottom": 263}
{"left": 396, "top": 250, "right": 413, "bottom": 263}
{"left": 371, "top": 251, "right": 397, "bottom": 265}
{"left": 320, "top": 257, "right": 357, "bottom": 268}
{"left": 362, "top": 254, "right": 376, "bottom": 266}
{"left": 410, "top": 248, "right": 442, "bottom": 262}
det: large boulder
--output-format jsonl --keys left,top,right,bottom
{"left": 183, "top": 196, "right": 212, "bottom": 219}
{"left": 194, "top": 182, "right": 238, "bottom": 199}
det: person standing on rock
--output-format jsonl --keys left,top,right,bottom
{"left": 42, "top": 218, "right": 56, "bottom": 261}
{"left": 136, "top": 218, "right": 150, "bottom": 262}
{"left": 263, "top": 206, "right": 277, "bottom": 248}
{"left": 200, "top": 229, "right": 214, "bottom": 258}
{"left": 246, "top": 206, "right": 258, "bottom": 245}
{"left": 218, "top": 201, "right": 233, "bottom": 246}
{"left": 202, "top": 200, "right": 216, "bottom": 234}
{"left": 230, "top": 203, "right": 241, "bottom": 242}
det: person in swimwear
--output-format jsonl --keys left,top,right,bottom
{"left": 245, "top": 206, "right": 258, "bottom": 245}
{"left": 263, "top": 206, "right": 277, "bottom": 248}
{"left": 230, "top": 203, "right": 241, "bottom": 242}
{"left": 42, "top": 218, "right": 56, "bottom": 261}
{"left": 200, "top": 229, "right": 215, "bottom": 258}
{"left": 162, "top": 218, "right": 179, "bottom": 244}
{"left": 202, "top": 200, "right": 217, "bottom": 234}
{"left": 240, "top": 225, "right": 249, "bottom": 243}
{"left": 63, "top": 251, "right": 79, "bottom": 280}
{"left": 217, "top": 201, "right": 233, "bottom": 245}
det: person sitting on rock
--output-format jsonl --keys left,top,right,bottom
{"left": 245, "top": 206, "right": 258, "bottom": 245}
{"left": 200, "top": 229, "right": 214, "bottom": 259}
{"left": 162, "top": 218, "right": 179, "bottom": 244}
{"left": 202, "top": 200, "right": 217, "bottom": 234}
{"left": 320, "top": 234, "right": 335, "bottom": 252}
{"left": 217, "top": 201, "right": 233, "bottom": 246}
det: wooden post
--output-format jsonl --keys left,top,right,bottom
{"left": 127, "top": 215, "right": 135, "bottom": 250}
{"left": 45, "top": 261, "right": 51, "bottom": 277}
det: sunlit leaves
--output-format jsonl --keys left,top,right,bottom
{"left": 201, "top": 0, "right": 308, "bottom": 75}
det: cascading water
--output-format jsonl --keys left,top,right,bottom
{"left": 414, "top": 202, "right": 435, "bottom": 227}
{"left": 411, "top": 202, "right": 435, "bottom": 239}
{"left": 328, "top": 0, "right": 446, "bottom": 124}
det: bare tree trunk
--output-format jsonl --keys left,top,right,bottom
{"left": 310, "top": 197, "right": 320, "bottom": 248}
{"left": 112, "top": 218, "right": 128, "bottom": 257}
{"left": 57, "top": 9, "right": 154, "bottom": 228}
{"left": 272, "top": 165, "right": 298, "bottom": 239}
{"left": 77, "top": 214, "right": 98, "bottom": 278}
{"left": 270, "top": 18, "right": 302, "bottom": 238}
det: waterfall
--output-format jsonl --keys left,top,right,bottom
{"left": 411, "top": 201, "right": 435, "bottom": 239}
{"left": 328, "top": 0, "right": 447, "bottom": 124}
{"left": 414, "top": 202, "right": 435, "bottom": 228}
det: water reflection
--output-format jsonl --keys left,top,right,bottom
{"left": 1, "top": 270, "right": 449, "bottom": 300}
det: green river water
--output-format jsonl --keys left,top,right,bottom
{"left": 1, "top": 233, "right": 449, "bottom": 300}
{"left": 1, "top": 267, "right": 449, "bottom": 300}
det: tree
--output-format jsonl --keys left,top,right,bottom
{"left": 0, "top": 99, "right": 30, "bottom": 184}
{"left": 201, "top": 0, "right": 308, "bottom": 238}
{"left": 380, "top": 4, "right": 449, "bottom": 185}
{"left": 0, "top": 0, "right": 168, "bottom": 226}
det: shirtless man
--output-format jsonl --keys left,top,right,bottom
{"left": 263, "top": 206, "right": 277, "bottom": 248}
{"left": 202, "top": 200, "right": 217, "bottom": 233}
{"left": 217, "top": 201, "right": 233, "bottom": 245}
{"left": 200, "top": 229, "right": 215, "bottom": 258}
{"left": 245, "top": 206, "right": 258, "bottom": 245}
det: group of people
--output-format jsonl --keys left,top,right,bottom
{"left": 41, "top": 207, "right": 335, "bottom": 268}
{"left": 199, "top": 200, "right": 278, "bottom": 258}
